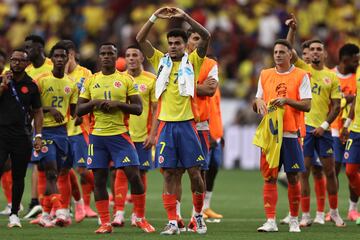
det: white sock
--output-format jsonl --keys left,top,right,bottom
{"left": 169, "top": 220, "right": 178, "bottom": 227}
{"left": 203, "top": 191, "right": 212, "bottom": 210}
{"left": 330, "top": 208, "right": 339, "bottom": 216}
{"left": 115, "top": 210, "right": 124, "bottom": 216}
{"left": 302, "top": 212, "right": 310, "bottom": 218}
{"left": 176, "top": 201, "right": 181, "bottom": 219}
{"left": 348, "top": 199, "right": 358, "bottom": 212}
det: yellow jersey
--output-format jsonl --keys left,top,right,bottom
{"left": 295, "top": 59, "right": 341, "bottom": 128}
{"left": 79, "top": 70, "right": 139, "bottom": 136}
{"left": 350, "top": 67, "right": 360, "bottom": 132}
{"left": 36, "top": 72, "right": 78, "bottom": 127}
{"left": 25, "top": 58, "right": 53, "bottom": 81}
{"left": 66, "top": 65, "right": 92, "bottom": 136}
{"left": 147, "top": 48, "right": 204, "bottom": 122}
{"left": 253, "top": 104, "right": 285, "bottom": 169}
{"left": 128, "top": 70, "right": 156, "bottom": 142}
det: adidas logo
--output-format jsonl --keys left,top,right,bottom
{"left": 77, "top": 158, "right": 85, "bottom": 163}
{"left": 291, "top": 163, "right": 300, "bottom": 169}
{"left": 93, "top": 83, "right": 101, "bottom": 89}
{"left": 122, "top": 156, "right": 131, "bottom": 163}
{"left": 196, "top": 155, "right": 205, "bottom": 162}
{"left": 46, "top": 86, "right": 54, "bottom": 92}
{"left": 264, "top": 202, "right": 271, "bottom": 208}
{"left": 142, "top": 161, "right": 150, "bottom": 167}
{"left": 326, "top": 148, "right": 333, "bottom": 154}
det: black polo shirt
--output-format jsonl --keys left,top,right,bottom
{"left": 0, "top": 73, "right": 41, "bottom": 136}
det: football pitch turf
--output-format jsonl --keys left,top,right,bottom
{"left": 0, "top": 169, "right": 358, "bottom": 239}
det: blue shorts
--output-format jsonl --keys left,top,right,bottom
{"left": 303, "top": 125, "right": 334, "bottom": 158}
{"left": 134, "top": 142, "right": 153, "bottom": 170}
{"left": 208, "top": 141, "right": 222, "bottom": 168}
{"left": 310, "top": 151, "right": 322, "bottom": 167}
{"left": 344, "top": 131, "right": 360, "bottom": 164}
{"left": 155, "top": 120, "right": 205, "bottom": 169}
{"left": 279, "top": 138, "right": 305, "bottom": 173}
{"left": 198, "top": 130, "right": 210, "bottom": 170}
{"left": 31, "top": 126, "right": 69, "bottom": 168}
{"left": 68, "top": 134, "right": 88, "bottom": 168}
{"left": 333, "top": 137, "right": 345, "bottom": 163}
{"left": 87, "top": 133, "right": 139, "bottom": 169}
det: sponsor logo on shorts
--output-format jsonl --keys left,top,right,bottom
{"left": 158, "top": 156, "right": 164, "bottom": 164}
{"left": 87, "top": 157, "right": 92, "bottom": 165}
{"left": 196, "top": 155, "right": 205, "bottom": 162}
{"left": 41, "top": 146, "right": 48, "bottom": 153}
{"left": 78, "top": 158, "right": 85, "bottom": 163}
{"left": 326, "top": 148, "right": 333, "bottom": 154}
{"left": 122, "top": 156, "right": 131, "bottom": 163}
{"left": 142, "top": 161, "right": 150, "bottom": 166}
{"left": 344, "top": 152, "right": 349, "bottom": 159}
{"left": 291, "top": 163, "right": 300, "bottom": 169}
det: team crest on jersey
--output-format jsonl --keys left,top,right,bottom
{"left": 323, "top": 77, "right": 331, "bottom": 85}
{"left": 64, "top": 86, "right": 71, "bottom": 94}
{"left": 87, "top": 157, "right": 92, "bottom": 165}
{"left": 41, "top": 146, "right": 48, "bottom": 153}
{"left": 114, "top": 81, "right": 122, "bottom": 88}
{"left": 158, "top": 155, "right": 164, "bottom": 164}
{"left": 344, "top": 152, "right": 349, "bottom": 160}
{"left": 139, "top": 84, "right": 147, "bottom": 92}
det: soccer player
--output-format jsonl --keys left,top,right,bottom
{"left": 24, "top": 35, "right": 53, "bottom": 219}
{"left": 253, "top": 39, "right": 311, "bottom": 233}
{"left": 0, "top": 50, "right": 15, "bottom": 216}
{"left": 31, "top": 43, "right": 78, "bottom": 227}
{"left": 176, "top": 29, "right": 219, "bottom": 231}
{"left": 290, "top": 35, "right": 345, "bottom": 226}
{"left": 334, "top": 44, "right": 359, "bottom": 221}
{"left": 204, "top": 85, "right": 224, "bottom": 219}
{"left": 281, "top": 16, "right": 327, "bottom": 226}
{"left": 112, "top": 44, "right": 158, "bottom": 227}
{"left": 77, "top": 43, "right": 154, "bottom": 234}
{"left": 0, "top": 49, "right": 43, "bottom": 228}
{"left": 136, "top": 7, "right": 211, "bottom": 235}
{"left": 343, "top": 63, "right": 360, "bottom": 225}
{"left": 59, "top": 39, "right": 97, "bottom": 221}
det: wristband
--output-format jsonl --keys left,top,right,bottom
{"left": 35, "top": 134, "right": 42, "bottom": 138}
{"left": 149, "top": 14, "right": 157, "bottom": 23}
{"left": 344, "top": 118, "right": 352, "bottom": 128}
{"left": 320, "top": 121, "right": 329, "bottom": 130}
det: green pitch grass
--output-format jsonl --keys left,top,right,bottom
{"left": 0, "top": 169, "right": 358, "bottom": 239}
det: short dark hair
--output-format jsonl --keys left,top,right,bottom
{"left": 49, "top": 43, "right": 69, "bottom": 57}
{"left": 57, "top": 40, "right": 76, "bottom": 52}
{"left": 12, "top": 48, "right": 28, "bottom": 56}
{"left": 0, "top": 49, "right": 6, "bottom": 59}
{"left": 100, "top": 42, "right": 117, "bottom": 49}
{"left": 273, "top": 39, "right": 292, "bottom": 50}
{"left": 301, "top": 40, "right": 311, "bottom": 50}
{"left": 339, "top": 43, "right": 359, "bottom": 61}
{"left": 25, "top": 35, "right": 45, "bottom": 47}
{"left": 167, "top": 28, "right": 188, "bottom": 43}
{"left": 308, "top": 39, "right": 324, "bottom": 47}
{"left": 126, "top": 44, "right": 141, "bottom": 51}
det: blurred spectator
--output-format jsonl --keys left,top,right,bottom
{"left": 0, "top": 0, "right": 358, "bottom": 100}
